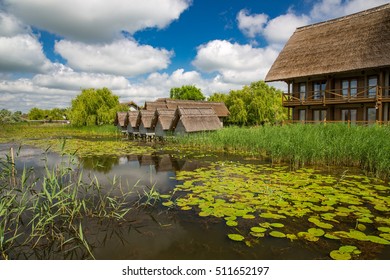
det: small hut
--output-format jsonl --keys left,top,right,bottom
{"left": 138, "top": 110, "right": 156, "bottom": 138}
{"left": 170, "top": 107, "right": 222, "bottom": 135}
{"left": 152, "top": 108, "right": 176, "bottom": 138}
{"left": 126, "top": 111, "right": 140, "bottom": 137}
{"left": 114, "top": 112, "right": 128, "bottom": 132}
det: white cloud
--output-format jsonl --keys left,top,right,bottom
{"left": 0, "top": 11, "right": 29, "bottom": 36}
{"left": 0, "top": 34, "right": 53, "bottom": 73}
{"left": 32, "top": 64, "right": 130, "bottom": 91}
{"left": 55, "top": 39, "right": 173, "bottom": 77}
{"left": 4, "top": 0, "right": 191, "bottom": 42}
{"left": 192, "top": 40, "right": 279, "bottom": 84}
{"left": 310, "top": 0, "right": 389, "bottom": 21}
{"left": 237, "top": 9, "right": 268, "bottom": 38}
{"left": 263, "top": 13, "right": 310, "bottom": 46}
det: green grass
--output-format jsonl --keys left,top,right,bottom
{"left": 171, "top": 124, "right": 390, "bottom": 178}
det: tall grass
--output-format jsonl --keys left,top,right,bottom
{"left": 171, "top": 124, "right": 390, "bottom": 178}
{"left": 0, "top": 148, "right": 135, "bottom": 260}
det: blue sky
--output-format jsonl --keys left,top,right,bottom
{"left": 0, "top": 0, "right": 388, "bottom": 112}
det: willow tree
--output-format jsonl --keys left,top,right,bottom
{"left": 170, "top": 85, "right": 205, "bottom": 101}
{"left": 209, "top": 81, "right": 287, "bottom": 126}
{"left": 69, "top": 88, "right": 121, "bottom": 126}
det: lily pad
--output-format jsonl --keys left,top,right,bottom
{"left": 260, "top": 212, "right": 286, "bottom": 219}
{"left": 251, "top": 227, "right": 267, "bottom": 233}
{"left": 270, "top": 223, "right": 284, "bottom": 228}
{"left": 286, "top": 234, "right": 298, "bottom": 241}
{"left": 378, "top": 227, "right": 390, "bottom": 233}
{"left": 162, "top": 201, "right": 174, "bottom": 207}
{"left": 226, "top": 220, "right": 238, "bottom": 227}
{"left": 324, "top": 233, "right": 340, "bottom": 240}
{"left": 330, "top": 250, "right": 351, "bottom": 260}
{"left": 228, "top": 234, "right": 245, "bottom": 242}
{"left": 308, "top": 217, "right": 333, "bottom": 229}
{"left": 269, "top": 231, "right": 286, "bottom": 238}
{"left": 308, "top": 228, "right": 325, "bottom": 237}
{"left": 366, "top": 235, "right": 390, "bottom": 245}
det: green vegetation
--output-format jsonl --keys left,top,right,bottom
{"left": 171, "top": 124, "right": 390, "bottom": 178}
{"left": 160, "top": 160, "right": 390, "bottom": 259}
{"left": 170, "top": 85, "right": 205, "bottom": 101}
{"left": 208, "top": 81, "right": 287, "bottom": 125}
{"left": 28, "top": 107, "right": 68, "bottom": 121}
{"left": 0, "top": 149, "right": 136, "bottom": 259}
{"left": 69, "top": 87, "right": 125, "bottom": 126}
{"left": 0, "top": 109, "right": 24, "bottom": 123}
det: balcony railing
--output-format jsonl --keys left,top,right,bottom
{"left": 282, "top": 86, "right": 390, "bottom": 107}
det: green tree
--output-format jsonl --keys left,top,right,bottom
{"left": 170, "top": 85, "right": 205, "bottom": 100}
{"left": 208, "top": 93, "right": 228, "bottom": 103}
{"left": 69, "top": 88, "right": 121, "bottom": 126}
{"left": 28, "top": 107, "right": 45, "bottom": 120}
{"left": 0, "top": 109, "right": 23, "bottom": 123}
{"left": 224, "top": 81, "right": 287, "bottom": 126}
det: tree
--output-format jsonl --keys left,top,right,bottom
{"left": 208, "top": 93, "right": 228, "bottom": 103}
{"left": 0, "top": 109, "right": 23, "bottom": 123}
{"left": 28, "top": 107, "right": 45, "bottom": 120}
{"left": 69, "top": 88, "right": 121, "bottom": 126}
{"left": 216, "top": 81, "right": 287, "bottom": 126}
{"left": 170, "top": 85, "right": 205, "bottom": 100}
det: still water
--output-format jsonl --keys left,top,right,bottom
{"left": 1, "top": 142, "right": 389, "bottom": 260}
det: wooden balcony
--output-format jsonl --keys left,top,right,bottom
{"left": 282, "top": 86, "right": 390, "bottom": 107}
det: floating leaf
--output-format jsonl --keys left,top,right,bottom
{"left": 270, "top": 223, "right": 284, "bottom": 228}
{"left": 260, "top": 212, "right": 286, "bottom": 219}
{"left": 339, "top": 245, "right": 358, "bottom": 253}
{"left": 366, "top": 235, "right": 390, "bottom": 245}
{"left": 308, "top": 217, "right": 333, "bottom": 229}
{"left": 228, "top": 234, "right": 245, "bottom": 242}
{"left": 286, "top": 234, "right": 298, "bottom": 241}
{"left": 324, "top": 233, "right": 340, "bottom": 240}
{"left": 308, "top": 228, "right": 325, "bottom": 237}
{"left": 357, "top": 224, "right": 366, "bottom": 231}
{"left": 162, "top": 201, "right": 174, "bottom": 207}
{"left": 330, "top": 250, "right": 351, "bottom": 260}
{"left": 357, "top": 217, "right": 373, "bottom": 223}
{"left": 269, "top": 231, "right": 286, "bottom": 238}
{"left": 242, "top": 214, "right": 256, "bottom": 219}
{"left": 378, "top": 227, "right": 390, "bottom": 233}
{"left": 181, "top": 206, "right": 192, "bottom": 210}
{"left": 250, "top": 232, "right": 265, "bottom": 238}
{"left": 379, "top": 233, "right": 390, "bottom": 241}
{"left": 251, "top": 227, "right": 267, "bottom": 233}
{"left": 226, "top": 220, "right": 238, "bottom": 227}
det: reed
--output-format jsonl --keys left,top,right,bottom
{"left": 171, "top": 124, "right": 390, "bottom": 178}
{"left": 0, "top": 147, "right": 135, "bottom": 260}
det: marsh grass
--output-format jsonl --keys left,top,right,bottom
{"left": 0, "top": 147, "right": 136, "bottom": 260}
{"left": 171, "top": 124, "right": 390, "bottom": 178}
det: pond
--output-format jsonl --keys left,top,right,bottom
{"left": 1, "top": 138, "right": 390, "bottom": 260}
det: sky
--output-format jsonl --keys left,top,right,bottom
{"left": 0, "top": 0, "right": 389, "bottom": 112}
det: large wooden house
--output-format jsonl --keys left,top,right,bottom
{"left": 265, "top": 4, "right": 390, "bottom": 124}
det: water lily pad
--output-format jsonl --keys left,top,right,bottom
{"left": 308, "top": 217, "right": 333, "bottom": 229}
{"left": 379, "top": 233, "right": 390, "bottom": 240}
{"left": 378, "top": 227, "right": 390, "bottom": 233}
{"left": 339, "top": 245, "right": 358, "bottom": 253}
{"left": 242, "top": 214, "right": 256, "bottom": 219}
{"left": 251, "top": 227, "right": 267, "bottom": 233}
{"left": 308, "top": 228, "right": 325, "bottom": 237}
{"left": 162, "top": 201, "right": 174, "bottom": 207}
{"left": 298, "top": 232, "right": 319, "bottom": 242}
{"left": 324, "top": 233, "right": 340, "bottom": 240}
{"left": 330, "top": 250, "right": 351, "bottom": 260}
{"left": 348, "top": 229, "right": 368, "bottom": 241}
{"left": 160, "top": 194, "right": 171, "bottom": 199}
{"left": 367, "top": 235, "right": 390, "bottom": 245}
{"left": 228, "top": 234, "right": 245, "bottom": 242}
{"left": 250, "top": 232, "right": 265, "bottom": 238}
{"left": 269, "top": 231, "right": 286, "bottom": 238}
{"left": 270, "top": 223, "right": 284, "bottom": 228}
{"left": 357, "top": 224, "right": 366, "bottom": 231}
{"left": 260, "top": 212, "right": 286, "bottom": 219}
{"left": 357, "top": 217, "right": 373, "bottom": 223}
{"left": 226, "top": 220, "right": 238, "bottom": 227}
{"left": 181, "top": 206, "right": 192, "bottom": 210}
{"left": 286, "top": 234, "right": 298, "bottom": 241}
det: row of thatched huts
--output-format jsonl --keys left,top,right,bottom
{"left": 115, "top": 99, "right": 229, "bottom": 138}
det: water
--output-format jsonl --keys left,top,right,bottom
{"left": 1, "top": 142, "right": 389, "bottom": 260}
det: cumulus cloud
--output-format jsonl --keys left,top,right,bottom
{"left": 32, "top": 64, "right": 130, "bottom": 91}
{"left": 192, "top": 40, "right": 279, "bottom": 84}
{"left": 0, "top": 34, "right": 53, "bottom": 73}
{"left": 0, "top": 11, "right": 29, "bottom": 36}
{"left": 54, "top": 39, "right": 173, "bottom": 77}
{"left": 4, "top": 0, "right": 191, "bottom": 42}
{"left": 236, "top": 9, "right": 268, "bottom": 38}
{"left": 310, "top": 0, "right": 389, "bottom": 21}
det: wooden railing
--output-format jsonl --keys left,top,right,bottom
{"left": 282, "top": 120, "right": 390, "bottom": 126}
{"left": 283, "top": 86, "right": 390, "bottom": 106}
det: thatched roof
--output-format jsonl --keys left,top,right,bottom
{"left": 144, "top": 99, "right": 229, "bottom": 118}
{"left": 114, "top": 111, "right": 127, "bottom": 126}
{"left": 170, "top": 107, "right": 222, "bottom": 133}
{"left": 126, "top": 111, "right": 139, "bottom": 127}
{"left": 265, "top": 4, "right": 390, "bottom": 82}
{"left": 152, "top": 108, "right": 176, "bottom": 130}
{"left": 138, "top": 110, "right": 155, "bottom": 129}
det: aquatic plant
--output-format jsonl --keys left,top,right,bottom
{"left": 0, "top": 147, "right": 136, "bottom": 260}
{"left": 163, "top": 160, "right": 390, "bottom": 259}
{"left": 170, "top": 124, "right": 390, "bottom": 178}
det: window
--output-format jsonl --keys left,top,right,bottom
{"left": 368, "top": 76, "right": 377, "bottom": 98}
{"left": 299, "top": 83, "right": 306, "bottom": 101}
{"left": 299, "top": 109, "right": 306, "bottom": 122}
{"left": 367, "top": 107, "right": 376, "bottom": 123}
{"left": 313, "top": 81, "right": 326, "bottom": 100}
{"left": 341, "top": 109, "right": 357, "bottom": 125}
{"left": 342, "top": 79, "right": 358, "bottom": 98}
{"left": 313, "top": 110, "right": 327, "bottom": 123}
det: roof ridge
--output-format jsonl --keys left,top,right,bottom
{"left": 297, "top": 3, "right": 389, "bottom": 32}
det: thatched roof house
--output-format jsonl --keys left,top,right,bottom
{"left": 126, "top": 111, "right": 140, "bottom": 134}
{"left": 170, "top": 107, "right": 222, "bottom": 134}
{"left": 144, "top": 99, "right": 229, "bottom": 119}
{"left": 152, "top": 108, "right": 176, "bottom": 137}
{"left": 138, "top": 110, "right": 156, "bottom": 137}
{"left": 114, "top": 111, "right": 128, "bottom": 130}
{"left": 265, "top": 4, "right": 390, "bottom": 124}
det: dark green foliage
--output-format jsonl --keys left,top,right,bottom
{"left": 28, "top": 107, "right": 68, "bottom": 121}
{"left": 170, "top": 85, "right": 205, "bottom": 100}
{"left": 0, "top": 109, "right": 23, "bottom": 123}
{"left": 69, "top": 88, "right": 121, "bottom": 126}
{"left": 208, "top": 81, "right": 287, "bottom": 125}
